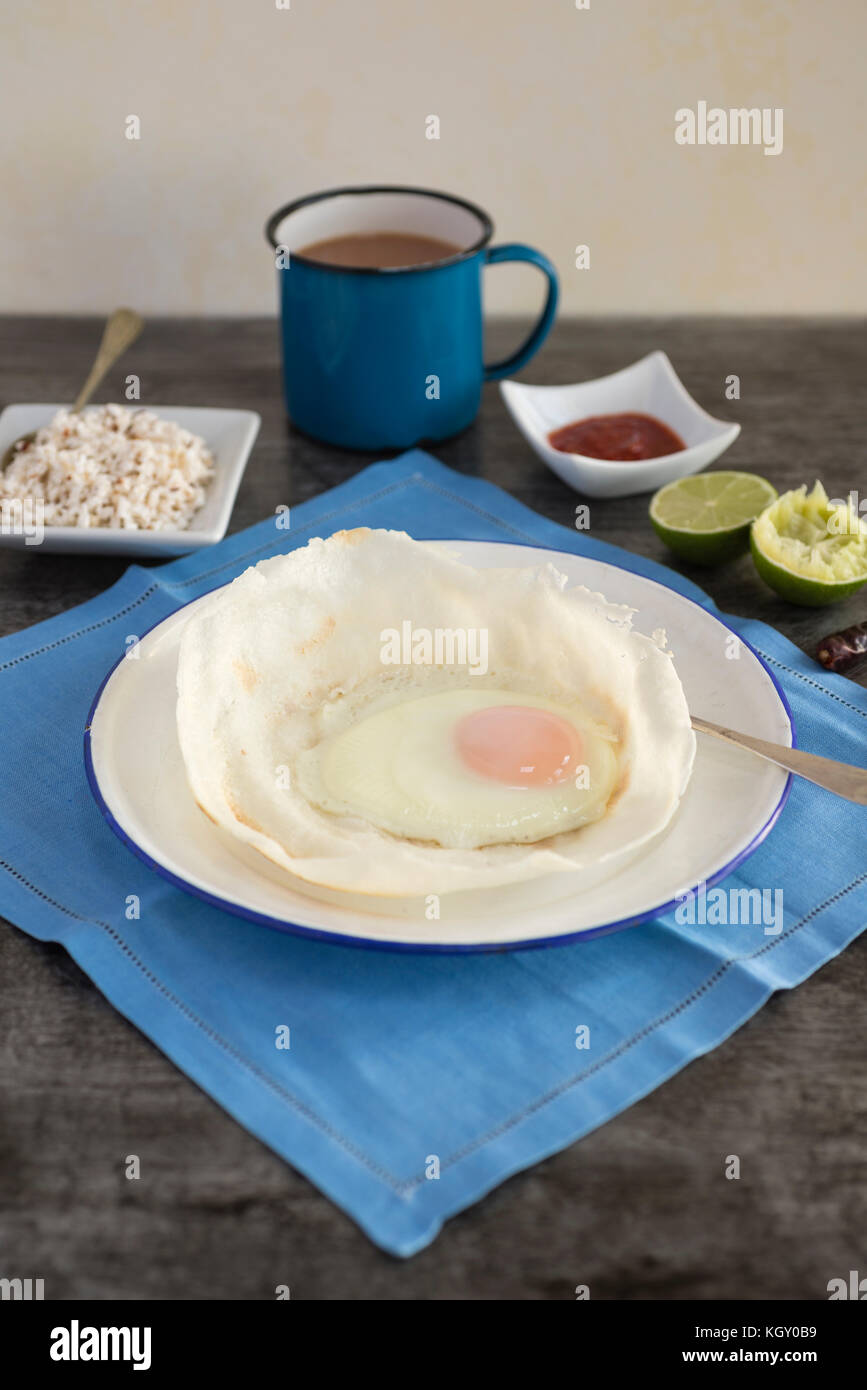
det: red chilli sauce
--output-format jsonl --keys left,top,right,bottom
{"left": 548, "top": 412, "right": 686, "bottom": 461}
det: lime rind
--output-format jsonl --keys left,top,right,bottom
{"left": 750, "top": 534, "right": 867, "bottom": 606}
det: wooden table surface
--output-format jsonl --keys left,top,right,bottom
{"left": 1, "top": 315, "right": 864, "bottom": 1300}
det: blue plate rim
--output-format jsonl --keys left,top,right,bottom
{"left": 83, "top": 537, "right": 796, "bottom": 954}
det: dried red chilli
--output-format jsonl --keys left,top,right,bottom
{"left": 815, "top": 621, "right": 867, "bottom": 674}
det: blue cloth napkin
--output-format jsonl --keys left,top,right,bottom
{"left": 1, "top": 452, "right": 865, "bottom": 1256}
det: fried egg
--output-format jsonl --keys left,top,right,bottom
{"left": 176, "top": 528, "right": 695, "bottom": 898}
{"left": 295, "top": 689, "right": 619, "bottom": 848}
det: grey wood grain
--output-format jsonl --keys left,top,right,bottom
{"left": 0, "top": 315, "right": 865, "bottom": 1300}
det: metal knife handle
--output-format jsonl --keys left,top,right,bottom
{"left": 691, "top": 716, "right": 867, "bottom": 806}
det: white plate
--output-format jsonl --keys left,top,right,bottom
{"left": 84, "top": 541, "right": 793, "bottom": 952}
{"left": 500, "top": 352, "right": 740, "bottom": 498}
{"left": 0, "top": 404, "right": 260, "bottom": 555}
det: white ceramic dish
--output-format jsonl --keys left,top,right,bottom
{"left": 0, "top": 404, "right": 260, "bottom": 556}
{"left": 500, "top": 352, "right": 740, "bottom": 499}
{"left": 84, "top": 540, "right": 793, "bottom": 952}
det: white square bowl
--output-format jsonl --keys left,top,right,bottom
{"left": 500, "top": 351, "right": 740, "bottom": 499}
{"left": 0, "top": 404, "right": 260, "bottom": 556}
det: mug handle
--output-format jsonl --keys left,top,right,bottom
{"left": 482, "top": 244, "right": 559, "bottom": 381}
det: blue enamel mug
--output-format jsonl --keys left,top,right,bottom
{"left": 265, "top": 185, "right": 558, "bottom": 450}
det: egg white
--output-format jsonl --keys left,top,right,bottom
{"left": 295, "top": 689, "right": 619, "bottom": 849}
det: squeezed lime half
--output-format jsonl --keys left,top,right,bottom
{"left": 750, "top": 481, "right": 867, "bottom": 606}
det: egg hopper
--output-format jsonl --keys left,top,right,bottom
{"left": 85, "top": 541, "right": 793, "bottom": 951}
{"left": 213, "top": 820, "right": 661, "bottom": 922}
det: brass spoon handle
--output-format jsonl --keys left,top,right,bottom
{"left": 691, "top": 716, "right": 867, "bottom": 806}
{"left": 71, "top": 307, "right": 144, "bottom": 413}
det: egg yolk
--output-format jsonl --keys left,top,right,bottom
{"left": 455, "top": 704, "right": 583, "bottom": 788}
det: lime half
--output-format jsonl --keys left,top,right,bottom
{"left": 650, "top": 471, "right": 778, "bottom": 565}
{"left": 751, "top": 481, "right": 867, "bottom": 606}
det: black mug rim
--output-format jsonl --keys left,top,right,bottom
{"left": 264, "top": 184, "right": 495, "bottom": 275}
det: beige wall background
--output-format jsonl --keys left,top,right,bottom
{"left": 2, "top": 0, "right": 864, "bottom": 316}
